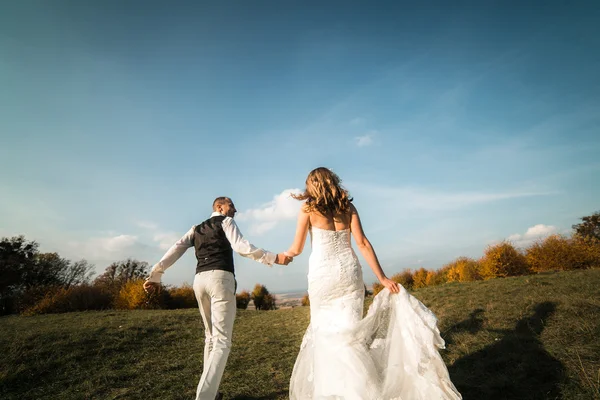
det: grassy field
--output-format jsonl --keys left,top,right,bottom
{"left": 1, "top": 269, "right": 599, "bottom": 400}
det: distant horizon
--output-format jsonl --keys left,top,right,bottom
{"left": 272, "top": 289, "right": 308, "bottom": 296}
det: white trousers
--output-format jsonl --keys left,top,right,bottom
{"left": 193, "top": 270, "right": 236, "bottom": 400}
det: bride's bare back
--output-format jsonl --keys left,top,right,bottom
{"left": 309, "top": 210, "right": 352, "bottom": 232}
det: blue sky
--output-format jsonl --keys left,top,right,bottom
{"left": 1, "top": 1, "right": 599, "bottom": 292}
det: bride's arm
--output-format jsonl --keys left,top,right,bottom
{"left": 285, "top": 208, "right": 310, "bottom": 257}
{"left": 350, "top": 204, "right": 400, "bottom": 294}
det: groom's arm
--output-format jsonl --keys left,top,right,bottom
{"left": 146, "top": 226, "right": 196, "bottom": 283}
{"left": 222, "top": 217, "right": 281, "bottom": 265}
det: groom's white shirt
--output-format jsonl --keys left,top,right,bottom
{"left": 147, "top": 212, "right": 277, "bottom": 283}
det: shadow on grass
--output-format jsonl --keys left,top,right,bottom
{"left": 443, "top": 308, "right": 485, "bottom": 345}
{"left": 449, "top": 302, "right": 565, "bottom": 400}
{"left": 231, "top": 390, "right": 288, "bottom": 400}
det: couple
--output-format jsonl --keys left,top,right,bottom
{"left": 144, "top": 167, "right": 461, "bottom": 399}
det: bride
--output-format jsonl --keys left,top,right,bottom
{"left": 284, "top": 167, "right": 461, "bottom": 400}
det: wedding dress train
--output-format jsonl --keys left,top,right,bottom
{"left": 289, "top": 227, "right": 461, "bottom": 400}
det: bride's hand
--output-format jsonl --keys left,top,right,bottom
{"left": 381, "top": 277, "right": 400, "bottom": 294}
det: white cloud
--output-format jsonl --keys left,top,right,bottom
{"left": 525, "top": 224, "right": 558, "bottom": 237}
{"left": 355, "top": 132, "right": 375, "bottom": 147}
{"left": 507, "top": 224, "right": 558, "bottom": 246}
{"left": 90, "top": 234, "right": 139, "bottom": 253}
{"left": 67, "top": 234, "right": 146, "bottom": 260}
{"left": 135, "top": 220, "right": 182, "bottom": 250}
{"left": 251, "top": 221, "right": 278, "bottom": 235}
{"left": 236, "top": 188, "right": 303, "bottom": 235}
{"left": 153, "top": 232, "right": 181, "bottom": 250}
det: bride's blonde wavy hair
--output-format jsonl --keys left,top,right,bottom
{"left": 292, "top": 167, "right": 353, "bottom": 216}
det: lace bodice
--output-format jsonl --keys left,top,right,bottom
{"left": 308, "top": 227, "right": 357, "bottom": 274}
{"left": 307, "top": 227, "right": 363, "bottom": 311}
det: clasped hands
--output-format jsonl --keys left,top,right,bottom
{"left": 275, "top": 252, "right": 293, "bottom": 266}
{"left": 143, "top": 252, "right": 293, "bottom": 294}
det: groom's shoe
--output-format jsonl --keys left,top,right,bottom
{"left": 215, "top": 392, "right": 223, "bottom": 400}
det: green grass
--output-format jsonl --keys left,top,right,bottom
{"left": 1, "top": 269, "right": 599, "bottom": 400}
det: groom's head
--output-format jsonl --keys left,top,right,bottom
{"left": 213, "top": 197, "right": 237, "bottom": 218}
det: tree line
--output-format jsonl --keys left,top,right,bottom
{"left": 0, "top": 238, "right": 278, "bottom": 315}
{"left": 2, "top": 211, "right": 598, "bottom": 315}
{"left": 367, "top": 211, "right": 600, "bottom": 296}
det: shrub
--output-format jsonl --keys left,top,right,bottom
{"left": 572, "top": 235, "right": 600, "bottom": 268}
{"left": 459, "top": 259, "right": 481, "bottom": 281}
{"left": 446, "top": 265, "right": 460, "bottom": 282}
{"left": 252, "top": 284, "right": 271, "bottom": 310}
{"left": 412, "top": 268, "right": 429, "bottom": 289}
{"left": 23, "top": 284, "right": 112, "bottom": 315}
{"left": 167, "top": 284, "right": 197, "bottom": 309}
{"left": 93, "top": 259, "right": 149, "bottom": 296}
{"left": 425, "top": 270, "right": 442, "bottom": 286}
{"left": 114, "top": 279, "right": 167, "bottom": 310}
{"left": 479, "top": 241, "right": 529, "bottom": 279}
{"left": 262, "top": 293, "right": 277, "bottom": 310}
{"left": 426, "top": 265, "right": 451, "bottom": 286}
{"left": 236, "top": 290, "right": 251, "bottom": 309}
{"left": 301, "top": 294, "right": 310, "bottom": 306}
{"left": 526, "top": 234, "right": 600, "bottom": 272}
{"left": 390, "top": 269, "right": 414, "bottom": 289}
{"left": 445, "top": 257, "right": 481, "bottom": 282}
{"left": 17, "top": 285, "right": 56, "bottom": 313}
{"left": 372, "top": 282, "right": 384, "bottom": 296}
{"left": 526, "top": 234, "right": 572, "bottom": 272}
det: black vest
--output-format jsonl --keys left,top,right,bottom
{"left": 193, "top": 215, "right": 235, "bottom": 275}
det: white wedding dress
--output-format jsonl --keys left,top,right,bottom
{"left": 289, "top": 227, "right": 462, "bottom": 400}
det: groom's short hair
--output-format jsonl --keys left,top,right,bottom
{"left": 213, "top": 197, "right": 231, "bottom": 210}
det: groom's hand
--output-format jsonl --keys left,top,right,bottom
{"left": 275, "top": 253, "right": 293, "bottom": 265}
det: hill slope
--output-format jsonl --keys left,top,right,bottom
{"left": 1, "top": 269, "right": 599, "bottom": 399}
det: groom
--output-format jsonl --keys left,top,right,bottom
{"left": 143, "top": 197, "right": 292, "bottom": 400}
